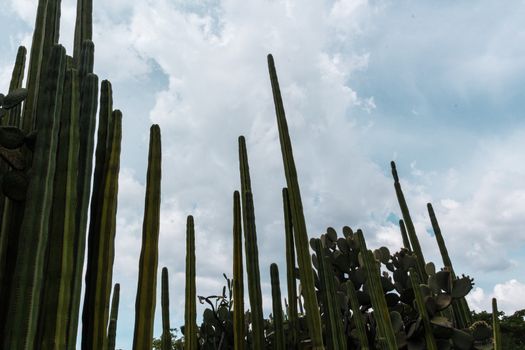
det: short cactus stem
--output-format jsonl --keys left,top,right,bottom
{"left": 270, "top": 263, "right": 286, "bottom": 350}
{"left": 409, "top": 268, "right": 437, "bottom": 350}
{"left": 398, "top": 219, "right": 411, "bottom": 252}
{"left": 184, "top": 215, "right": 198, "bottom": 350}
{"left": 492, "top": 298, "right": 501, "bottom": 350}
{"left": 346, "top": 280, "right": 369, "bottom": 349}
{"left": 161, "top": 267, "right": 171, "bottom": 350}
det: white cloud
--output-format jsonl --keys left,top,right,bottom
{"left": 467, "top": 280, "right": 525, "bottom": 314}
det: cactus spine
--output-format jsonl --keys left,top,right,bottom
{"left": 232, "top": 191, "right": 245, "bottom": 350}
{"left": 409, "top": 268, "right": 438, "bottom": 350}
{"left": 3, "top": 44, "right": 66, "bottom": 349}
{"left": 270, "top": 263, "right": 286, "bottom": 350}
{"left": 492, "top": 298, "right": 501, "bottom": 350}
{"left": 267, "top": 54, "right": 324, "bottom": 349}
{"left": 238, "top": 136, "right": 265, "bottom": 349}
{"left": 185, "top": 215, "right": 198, "bottom": 350}
{"left": 107, "top": 283, "right": 120, "bottom": 350}
{"left": 133, "top": 125, "right": 162, "bottom": 350}
{"left": 161, "top": 267, "right": 171, "bottom": 350}
{"left": 391, "top": 161, "right": 427, "bottom": 281}
{"left": 427, "top": 202, "right": 471, "bottom": 328}
{"left": 283, "top": 187, "right": 298, "bottom": 348}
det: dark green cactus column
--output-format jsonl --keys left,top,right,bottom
{"left": 238, "top": 136, "right": 264, "bottom": 349}
{"left": 398, "top": 219, "right": 411, "bottom": 251}
{"left": 232, "top": 191, "right": 245, "bottom": 350}
{"left": 346, "top": 280, "right": 369, "bottom": 349}
{"left": 390, "top": 161, "right": 427, "bottom": 281}
{"left": 161, "top": 267, "right": 171, "bottom": 350}
{"left": 107, "top": 283, "right": 120, "bottom": 350}
{"left": 6, "top": 46, "right": 27, "bottom": 126}
{"left": 270, "top": 263, "right": 286, "bottom": 350}
{"left": 185, "top": 215, "right": 198, "bottom": 350}
{"left": 3, "top": 44, "right": 66, "bottom": 350}
{"left": 133, "top": 125, "right": 162, "bottom": 350}
{"left": 73, "top": 0, "right": 93, "bottom": 67}
{"left": 267, "top": 54, "right": 324, "bottom": 349}
{"left": 427, "top": 202, "right": 471, "bottom": 328}
{"left": 409, "top": 268, "right": 437, "bottom": 350}
{"left": 282, "top": 188, "right": 298, "bottom": 348}
{"left": 492, "top": 298, "right": 501, "bottom": 350}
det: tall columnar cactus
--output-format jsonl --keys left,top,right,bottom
{"left": 282, "top": 187, "right": 298, "bottom": 348}
{"left": 185, "top": 215, "right": 198, "bottom": 350}
{"left": 346, "top": 280, "right": 370, "bottom": 349}
{"left": 6, "top": 46, "right": 27, "bottom": 126}
{"left": 38, "top": 66, "right": 80, "bottom": 349}
{"left": 398, "top": 219, "right": 411, "bottom": 252}
{"left": 238, "top": 136, "right": 265, "bottom": 349}
{"left": 73, "top": 0, "right": 93, "bottom": 67}
{"left": 409, "top": 268, "right": 438, "bottom": 350}
{"left": 82, "top": 103, "right": 122, "bottom": 350}
{"left": 492, "top": 298, "right": 501, "bottom": 350}
{"left": 107, "top": 283, "right": 120, "bottom": 350}
{"left": 133, "top": 125, "right": 162, "bottom": 350}
{"left": 232, "top": 191, "right": 245, "bottom": 350}
{"left": 427, "top": 202, "right": 471, "bottom": 328}
{"left": 390, "top": 161, "right": 427, "bottom": 281}
{"left": 161, "top": 267, "right": 171, "bottom": 350}
{"left": 270, "top": 263, "right": 286, "bottom": 350}
{"left": 312, "top": 238, "right": 346, "bottom": 349}
{"left": 3, "top": 44, "right": 66, "bottom": 349}
{"left": 267, "top": 54, "right": 324, "bottom": 349}
{"left": 68, "top": 68, "right": 99, "bottom": 350}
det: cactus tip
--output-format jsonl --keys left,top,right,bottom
{"left": 391, "top": 161, "right": 399, "bottom": 182}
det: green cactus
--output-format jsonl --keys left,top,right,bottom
{"left": 270, "top": 263, "right": 286, "bottom": 350}
{"left": 390, "top": 161, "right": 427, "bottom": 281}
{"left": 238, "top": 136, "right": 265, "bottom": 349}
{"left": 5, "top": 46, "right": 27, "bottom": 126}
{"left": 73, "top": 0, "right": 93, "bottom": 67}
{"left": 185, "top": 215, "right": 198, "bottom": 350}
{"left": 161, "top": 267, "right": 171, "bottom": 350}
{"left": 398, "top": 219, "right": 411, "bottom": 252}
{"left": 267, "top": 54, "right": 324, "bottom": 350}
{"left": 492, "top": 298, "right": 501, "bottom": 350}
{"left": 107, "top": 283, "right": 120, "bottom": 350}
{"left": 282, "top": 187, "right": 298, "bottom": 348}
{"left": 133, "top": 124, "right": 162, "bottom": 350}
{"left": 232, "top": 191, "right": 245, "bottom": 350}
{"left": 346, "top": 280, "right": 370, "bottom": 349}
{"left": 409, "top": 268, "right": 438, "bottom": 350}
{"left": 312, "top": 238, "right": 346, "bottom": 349}
{"left": 3, "top": 44, "right": 66, "bottom": 349}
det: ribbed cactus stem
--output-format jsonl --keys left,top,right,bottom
{"left": 185, "top": 215, "right": 198, "bottom": 350}
{"left": 3, "top": 44, "right": 66, "bottom": 350}
{"left": 312, "top": 238, "right": 346, "bottom": 349}
{"left": 270, "top": 263, "right": 286, "bottom": 350}
{"left": 391, "top": 161, "right": 427, "bottom": 281}
{"left": 409, "top": 268, "right": 437, "bottom": 350}
{"left": 427, "top": 203, "right": 471, "bottom": 328}
{"left": 282, "top": 188, "right": 298, "bottom": 348}
{"left": 492, "top": 298, "right": 501, "bottom": 350}
{"left": 161, "top": 267, "right": 171, "bottom": 350}
{"left": 107, "top": 283, "right": 120, "bottom": 350}
{"left": 346, "top": 281, "right": 369, "bottom": 349}
{"left": 232, "top": 191, "right": 245, "bottom": 350}
{"left": 267, "top": 54, "right": 324, "bottom": 349}
{"left": 133, "top": 125, "right": 162, "bottom": 350}
{"left": 73, "top": 0, "right": 93, "bottom": 67}
{"left": 398, "top": 219, "right": 411, "bottom": 252}
{"left": 238, "top": 136, "right": 264, "bottom": 349}
{"left": 7, "top": 46, "right": 27, "bottom": 126}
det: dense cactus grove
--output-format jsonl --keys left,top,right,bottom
{"left": 0, "top": 0, "right": 515, "bottom": 349}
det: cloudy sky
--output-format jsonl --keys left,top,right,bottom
{"left": 2, "top": 0, "right": 525, "bottom": 348}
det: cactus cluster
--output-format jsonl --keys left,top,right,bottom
{"left": 0, "top": 0, "right": 508, "bottom": 349}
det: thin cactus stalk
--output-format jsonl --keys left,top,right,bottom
{"left": 132, "top": 124, "right": 162, "bottom": 350}
{"left": 427, "top": 203, "right": 471, "bottom": 328}
{"left": 161, "top": 267, "right": 171, "bottom": 350}
{"left": 78, "top": 40, "right": 95, "bottom": 86}
{"left": 312, "top": 239, "right": 346, "bottom": 349}
{"left": 398, "top": 219, "right": 411, "bottom": 252}
{"left": 3, "top": 44, "right": 66, "bottom": 349}
{"left": 107, "top": 283, "right": 120, "bottom": 350}
{"left": 346, "top": 280, "right": 370, "bottom": 350}
{"left": 38, "top": 67, "right": 80, "bottom": 349}
{"left": 283, "top": 187, "right": 298, "bottom": 348}
{"left": 238, "top": 136, "right": 264, "bottom": 349}
{"left": 492, "top": 298, "right": 501, "bottom": 350}
{"left": 270, "top": 263, "right": 286, "bottom": 350}
{"left": 359, "top": 244, "right": 397, "bottom": 349}
{"left": 185, "top": 215, "right": 198, "bottom": 350}
{"left": 267, "top": 54, "right": 324, "bottom": 349}
{"left": 409, "top": 268, "right": 438, "bottom": 350}
{"left": 82, "top": 106, "right": 122, "bottom": 350}
{"left": 73, "top": 0, "right": 93, "bottom": 67}
{"left": 67, "top": 71, "right": 99, "bottom": 349}
{"left": 390, "top": 161, "right": 427, "bottom": 281}
{"left": 6, "top": 46, "right": 27, "bottom": 127}
{"left": 232, "top": 191, "right": 245, "bottom": 350}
